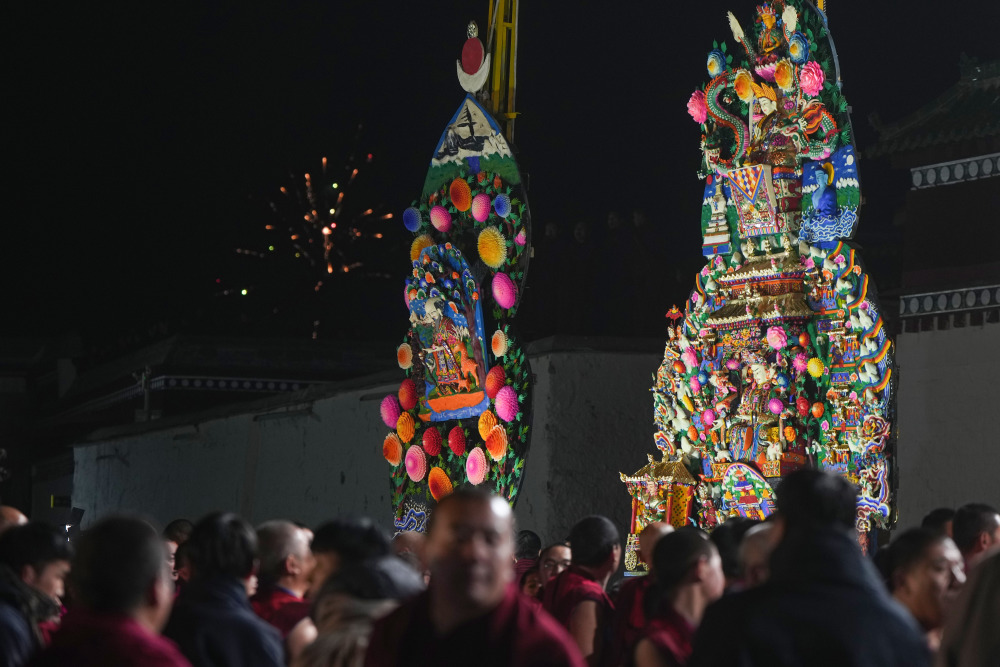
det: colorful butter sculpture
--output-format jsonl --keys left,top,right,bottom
{"left": 623, "top": 0, "right": 895, "bottom": 569}
{"left": 381, "top": 22, "right": 532, "bottom": 532}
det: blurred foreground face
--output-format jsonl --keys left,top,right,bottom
{"left": 896, "top": 537, "right": 965, "bottom": 630}
{"left": 703, "top": 547, "right": 727, "bottom": 601}
{"left": 426, "top": 496, "right": 514, "bottom": 608}
{"left": 28, "top": 559, "right": 71, "bottom": 605}
{"left": 309, "top": 553, "right": 337, "bottom": 598}
{"left": 539, "top": 545, "right": 571, "bottom": 583}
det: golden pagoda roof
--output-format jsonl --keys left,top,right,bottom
{"left": 718, "top": 254, "right": 804, "bottom": 284}
{"left": 706, "top": 292, "right": 814, "bottom": 327}
{"left": 620, "top": 454, "right": 697, "bottom": 485}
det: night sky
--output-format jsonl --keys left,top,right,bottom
{"left": 5, "top": 2, "right": 998, "bottom": 352}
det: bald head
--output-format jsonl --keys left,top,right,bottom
{"left": 256, "top": 520, "right": 314, "bottom": 595}
{"left": 0, "top": 507, "right": 28, "bottom": 535}
{"left": 638, "top": 522, "right": 674, "bottom": 567}
{"left": 739, "top": 522, "right": 779, "bottom": 588}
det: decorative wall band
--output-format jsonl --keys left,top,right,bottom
{"left": 910, "top": 153, "right": 999, "bottom": 189}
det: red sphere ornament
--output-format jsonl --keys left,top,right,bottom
{"left": 811, "top": 402, "right": 825, "bottom": 419}
{"left": 448, "top": 426, "right": 466, "bottom": 456}
{"left": 422, "top": 427, "right": 442, "bottom": 456}
{"left": 799, "top": 332, "right": 811, "bottom": 348}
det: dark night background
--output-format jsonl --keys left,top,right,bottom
{"left": 5, "top": 1, "right": 999, "bottom": 355}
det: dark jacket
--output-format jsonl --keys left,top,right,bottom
{"left": 163, "top": 577, "right": 283, "bottom": 667}
{"left": 0, "top": 565, "right": 59, "bottom": 667}
{"left": 689, "top": 526, "right": 929, "bottom": 667}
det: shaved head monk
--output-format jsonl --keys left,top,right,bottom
{"left": 365, "top": 487, "right": 584, "bottom": 667}
{"left": 607, "top": 522, "right": 674, "bottom": 667}
{"left": 543, "top": 515, "right": 622, "bottom": 666}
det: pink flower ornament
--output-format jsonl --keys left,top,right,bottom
{"left": 687, "top": 90, "right": 708, "bottom": 123}
{"left": 800, "top": 61, "right": 825, "bottom": 97}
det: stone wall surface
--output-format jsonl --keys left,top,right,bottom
{"left": 70, "top": 338, "right": 662, "bottom": 543}
{"left": 895, "top": 323, "right": 1000, "bottom": 528}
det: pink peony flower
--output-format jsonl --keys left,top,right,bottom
{"left": 766, "top": 326, "right": 787, "bottom": 350}
{"left": 803, "top": 257, "right": 815, "bottom": 269}
{"left": 800, "top": 61, "right": 825, "bottom": 97}
{"left": 793, "top": 353, "right": 809, "bottom": 373}
{"left": 687, "top": 90, "right": 708, "bottom": 123}
{"left": 682, "top": 347, "right": 699, "bottom": 369}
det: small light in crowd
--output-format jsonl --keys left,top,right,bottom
{"left": 241, "top": 289, "right": 248, "bottom": 296}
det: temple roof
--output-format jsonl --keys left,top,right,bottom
{"left": 719, "top": 253, "right": 804, "bottom": 284}
{"left": 869, "top": 59, "right": 1000, "bottom": 162}
{"left": 706, "top": 292, "right": 814, "bottom": 327}
{"left": 620, "top": 454, "right": 697, "bottom": 485}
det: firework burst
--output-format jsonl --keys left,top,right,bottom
{"left": 217, "top": 126, "right": 395, "bottom": 338}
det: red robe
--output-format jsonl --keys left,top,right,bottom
{"left": 364, "top": 584, "right": 584, "bottom": 667}
{"left": 635, "top": 608, "right": 694, "bottom": 667}
{"left": 250, "top": 587, "right": 309, "bottom": 637}
{"left": 542, "top": 565, "right": 615, "bottom": 629}
{"left": 607, "top": 576, "right": 652, "bottom": 667}
{"left": 32, "top": 609, "right": 191, "bottom": 667}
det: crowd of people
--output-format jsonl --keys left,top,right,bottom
{"left": 0, "top": 470, "right": 997, "bottom": 667}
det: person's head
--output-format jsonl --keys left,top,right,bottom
{"left": 163, "top": 519, "right": 193, "bottom": 582}
{"left": 515, "top": 530, "right": 541, "bottom": 562}
{"left": 519, "top": 567, "right": 542, "bottom": 599}
{"left": 0, "top": 506, "right": 28, "bottom": 536}
{"left": 708, "top": 516, "right": 757, "bottom": 586}
{"left": 774, "top": 468, "right": 857, "bottom": 535}
{"left": 937, "top": 548, "right": 1000, "bottom": 666}
{"left": 739, "top": 522, "right": 779, "bottom": 588}
{"left": 647, "top": 528, "right": 725, "bottom": 620}
{"left": 72, "top": 517, "right": 174, "bottom": 632}
{"left": 879, "top": 528, "right": 965, "bottom": 632}
{"left": 0, "top": 521, "right": 73, "bottom": 604}
{"left": 163, "top": 519, "right": 193, "bottom": 546}
{"left": 539, "top": 542, "right": 572, "bottom": 584}
{"left": 952, "top": 504, "right": 1000, "bottom": 564}
{"left": 425, "top": 487, "right": 514, "bottom": 611}
{"left": 310, "top": 517, "right": 390, "bottom": 597}
{"left": 186, "top": 512, "right": 257, "bottom": 583}
{"left": 174, "top": 541, "right": 192, "bottom": 583}
{"left": 638, "top": 522, "right": 674, "bottom": 568}
{"left": 568, "top": 515, "right": 621, "bottom": 577}
{"left": 305, "top": 555, "right": 424, "bottom": 664}
{"left": 921, "top": 508, "right": 955, "bottom": 538}
{"left": 256, "top": 520, "right": 315, "bottom": 597}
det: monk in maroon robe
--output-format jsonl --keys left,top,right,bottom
{"left": 542, "top": 516, "right": 621, "bottom": 666}
{"left": 632, "top": 530, "right": 724, "bottom": 667}
{"left": 32, "top": 517, "right": 190, "bottom": 667}
{"left": 250, "top": 521, "right": 314, "bottom": 637}
{"left": 365, "top": 488, "right": 583, "bottom": 667}
{"left": 607, "top": 522, "right": 673, "bottom": 667}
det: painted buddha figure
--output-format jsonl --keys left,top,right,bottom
{"left": 810, "top": 163, "right": 837, "bottom": 217}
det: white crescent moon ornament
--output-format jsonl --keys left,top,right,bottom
{"left": 457, "top": 53, "right": 491, "bottom": 93}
